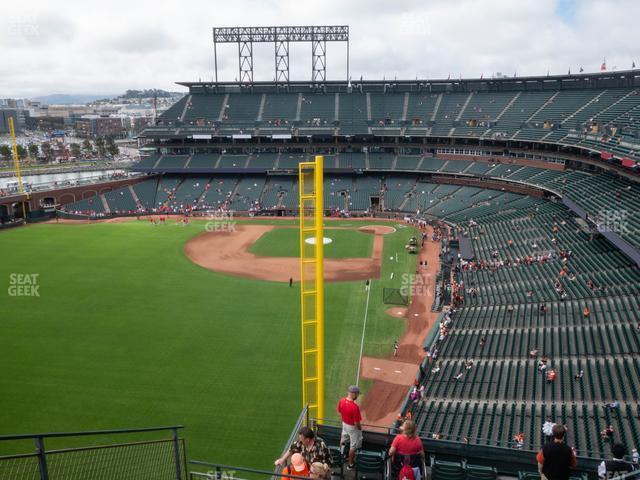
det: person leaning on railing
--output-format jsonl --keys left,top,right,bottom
{"left": 275, "top": 426, "right": 332, "bottom": 473}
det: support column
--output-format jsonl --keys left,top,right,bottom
{"left": 238, "top": 41, "right": 253, "bottom": 83}
{"left": 275, "top": 40, "right": 290, "bottom": 83}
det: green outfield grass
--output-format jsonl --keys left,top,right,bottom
{"left": 249, "top": 227, "right": 373, "bottom": 258}
{"left": 0, "top": 219, "right": 417, "bottom": 468}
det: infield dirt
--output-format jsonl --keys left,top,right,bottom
{"left": 183, "top": 224, "right": 394, "bottom": 282}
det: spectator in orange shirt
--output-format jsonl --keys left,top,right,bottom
{"left": 282, "top": 453, "right": 310, "bottom": 477}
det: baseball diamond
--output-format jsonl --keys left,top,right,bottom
{"left": 2, "top": 11, "right": 640, "bottom": 480}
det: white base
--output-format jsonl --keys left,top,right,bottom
{"left": 305, "top": 237, "right": 333, "bottom": 245}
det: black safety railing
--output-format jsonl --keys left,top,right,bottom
{"left": 312, "top": 415, "right": 613, "bottom": 461}
{"left": 273, "top": 405, "right": 310, "bottom": 477}
{"left": 0, "top": 425, "right": 186, "bottom": 480}
{"left": 311, "top": 417, "right": 397, "bottom": 435}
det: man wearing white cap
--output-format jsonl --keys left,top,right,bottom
{"left": 338, "top": 385, "right": 363, "bottom": 470}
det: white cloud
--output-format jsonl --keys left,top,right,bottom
{"left": 0, "top": 0, "right": 638, "bottom": 97}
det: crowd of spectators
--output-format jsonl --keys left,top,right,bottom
{"left": 272, "top": 388, "right": 638, "bottom": 480}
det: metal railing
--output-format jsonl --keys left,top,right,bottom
{"left": 273, "top": 405, "right": 309, "bottom": 479}
{"left": 0, "top": 425, "right": 186, "bottom": 480}
{"left": 313, "top": 414, "right": 613, "bottom": 462}
{"left": 311, "top": 417, "right": 397, "bottom": 436}
{"left": 312, "top": 421, "right": 605, "bottom": 477}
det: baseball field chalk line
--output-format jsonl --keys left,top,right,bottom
{"left": 355, "top": 278, "right": 372, "bottom": 386}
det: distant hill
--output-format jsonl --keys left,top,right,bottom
{"left": 32, "top": 94, "right": 118, "bottom": 105}
{"left": 31, "top": 90, "right": 181, "bottom": 105}
{"left": 121, "top": 89, "right": 178, "bottom": 99}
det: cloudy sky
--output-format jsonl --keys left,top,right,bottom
{"left": 1, "top": 0, "right": 638, "bottom": 97}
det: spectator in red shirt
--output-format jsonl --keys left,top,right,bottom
{"left": 338, "top": 385, "right": 363, "bottom": 470}
{"left": 390, "top": 420, "right": 425, "bottom": 479}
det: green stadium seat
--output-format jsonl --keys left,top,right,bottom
{"left": 431, "top": 459, "right": 465, "bottom": 480}
{"left": 356, "top": 451, "right": 386, "bottom": 480}
{"left": 517, "top": 472, "right": 540, "bottom": 480}
{"left": 465, "top": 464, "right": 497, "bottom": 480}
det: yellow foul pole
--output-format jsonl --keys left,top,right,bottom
{"left": 299, "top": 155, "right": 325, "bottom": 421}
{"left": 8, "top": 117, "right": 28, "bottom": 219}
{"left": 314, "top": 155, "right": 325, "bottom": 421}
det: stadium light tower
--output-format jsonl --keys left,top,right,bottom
{"left": 213, "top": 26, "right": 349, "bottom": 83}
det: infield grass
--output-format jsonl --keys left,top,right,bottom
{"left": 249, "top": 227, "right": 373, "bottom": 258}
{"left": 0, "top": 219, "right": 417, "bottom": 468}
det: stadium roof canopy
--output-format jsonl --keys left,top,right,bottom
{"left": 178, "top": 69, "right": 640, "bottom": 94}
